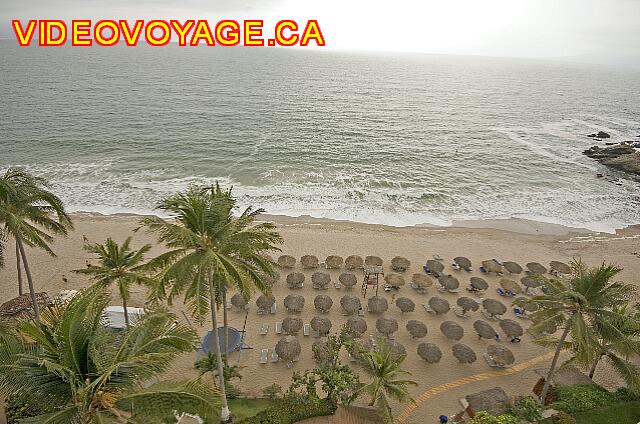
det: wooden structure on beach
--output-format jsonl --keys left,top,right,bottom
{"left": 362, "top": 266, "right": 384, "bottom": 298}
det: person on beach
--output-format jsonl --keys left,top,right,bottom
{"left": 439, "top": 415, "right": 448, "bottom": 423}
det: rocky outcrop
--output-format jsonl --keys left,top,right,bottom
{"left": 583, "top": 144, "right": 640, "bottom": 176}
{"left": 587, "top": 131, "right": 610, "bottom": 139}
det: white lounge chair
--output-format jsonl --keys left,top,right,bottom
{"left": 483, "top": 353, "right": 506, "bottom": 369}
{"left": 334, "top": 282, "right": 342, "bottom": 289}
{"left": 270, "top": 350, "right": 279, "bottom": 363}
{"left": 259, "top": 349, "right": 268, "bottom": 364}
{"left": 303, "top": 323, "right": 311, "bottom": 336}
{"left": 270, "top": 303, "right": 277, "bottom": 314}
{"left": 358, "top": 308, "right": 365, "bottom": 317}
{"left": 259, "top": 324, "right": 269, "bottom": 335}
{"left": 422, "top": 303, "right": 436, "bottom": 314}
{"left": 275, "top": 321, "right": 282, "bottom": 334}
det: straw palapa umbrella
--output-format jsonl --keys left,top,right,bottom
{"left": 412, "top": 273, "right": 433, "bottom": 289}
{"left": 428, "top": 296, "right": 450, "bottom": 314}
{"left": 286, "top": 272, "right": 305, "bottom": 289}
{"left": 474, "top": 320, "right": 498, "bottom": 340}
{"left": 454, "top": 256, "right": 472, "bottom": 270}
{"left": 482, "top": 298, "right": 507, "bottom": 317}
{"left": 452, "top": 343, "right": 477, "bottom": 364}
{"left": 526, "top": 262, "right": 547, "bottom": 275}
{"left": 277, "top": 255, "right": 296, "bottom": 268}
{"left": 499, "top": 319, "right": 524, "bottom": 338}
{"left": 389, "top": 343, "right": 407, "bottom": 360}
{"left": 418, "top": 343, "right": 442, "bottom": 363}
{"left": 406, "top": 320, "right": 428, "bottom": 338}
{"left": 275, "top": 335, "right": 301, "bottom": 363}
{"left": 311, "top": 316, "right": 332, "bottom": 335}
{"left": 457, "top": 296, "right": 479, "bottom": 313}
{"left": 346, "top": 316, "right": 367, "bottom": 335}
{"left": 502, "top": 261, "right": 523, "bottom": 274}
{"left": 440, "top": 321, "right": 464, "bottom": 341}
{"left": 391, "top": 256, "right": 411, "bottom": 272}
{"left": 230, "top": 293, "right": 247, "bottom": 309}
{"left": 365, "top": 256, "right": 383, "bottom": 267}
{"left": 284, "top": 294, "right": 305, "bottom": 313}
{"left": 345, "top": 255, "right": 364, "bottom": 270}
{"left": 341, "top": 295, "right": 361, "bottom": 315}
{"left": 550, "top": 261, "right": 571, "bottom": 275}
{"left": 312, "top": 339, "right": 331, "bottom": 363}
{"left": 499, "top": 279, "right": 522, "bottom": 294}
{"left": 438, "top": 275, "right": 460, "bottom": 291}
{"left": 376, "top": 317, "right": 399, "bottom": 337}
{"left": 312, "top": 272, "right": 331, "bottom": 289}
{"left": 314, "top": 294, "right": 333, "bottom": 313}
{"left": 301, "top": 255, "right": 319, "bottom": 269}
{"left": 385, "top": 273, "right": 406, "bottom": 288}
{"left": 282, "top": 317, "right": 303, "bottom": 335}
{"left": 481, "top": 260, "right": 503, "bottom": 274}
{"left": 256, "top": 294, "right": 275, "bottom": 312}
{"left": 426, "top": 259, "right": 444, "bottom": 274}
{"left": 487, "top": 344, "right": 515, "bottom": 366}
{"left": 395, "top": 297, "right": 415, "bottom": 313}
{"left": 521, "top": 275, "right": 542, "bottom": 290}
{"left": 339, "top": 273, "right": 357, "bottom": 289}
{"left": 368, "top": 296, "right": 388, "bottom": 314}
{"left": 470, "top": 277, "right": 489, "bottom": 291}
{"left": 325, "top": 255, "right": 343, "bottom": 269}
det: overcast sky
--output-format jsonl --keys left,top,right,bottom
{"left": 1, "top": 0, "right": 639, "bottom": 62}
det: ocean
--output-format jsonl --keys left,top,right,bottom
{"left": 2, "top": 41, "right": 640, "bottom": 232}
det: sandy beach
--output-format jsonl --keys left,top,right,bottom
{"left": 1, "top": 213, "right": 639, "bottom": 422}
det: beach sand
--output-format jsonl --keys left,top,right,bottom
{"left": 1, "top": 213, "right": 639, "bottom": 422}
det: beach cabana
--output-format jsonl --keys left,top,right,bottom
{"left": 426, "top": 259, "right": 444, "bottom": 275}
{"left": 230, "top": 293, "right": 247, "bottom": 311}
{"left": 301, "top": 255, "right": 319, "bottom": 269}
{"left": 499, "top": 279, "right": 522, "bottom": 294}
{"left": 284, "top": 294, "right": 305, "bottom": 313}
{"left": 406, "top": 320, "right": 428, "bottom": 338}
{"left": 550, "top": 261, "right": 571, "bottom": 275}
{"left": 469, "top": 277, "right": 488, "bottom": 292}
{"left": 474, "top": 320, "right": 498, "bottom": 340}
{"left": 499, "top": 319, "right": 524, "bottom": 340}
{"left": 340, "top": 295, "right": 361, "bottom": 315}
{"left": 417, "top": 343, "right": 442, "bottom": 363}
{"left": 282, "top": 316, "right": 303, "bottom": 335}
{"left": 428, "top": 296, "right": 450, "bottom": 314}
{"left": 365, "top": 255, "right": 383, "bottom": 266}
{"left": 275, "top": 336, "right": 301, "bottom": 367}
{"left": 486, "top": 345, "right": 515, "bottom": 367}
{"left": 385, "top": 273, "right": 406, "bottom": 289}
{"left": 438, "top": 275, "right": 460, "bottom": 292}
{"left": 376, "top": 317, "right": 399, "bottom": 337}
{"left": 457, "top": 296, "right": 480, "bottom": 315}
{"left": 482, "top": 298, "right": 507, "bottom": 318}
{"left": 464, "top": 387, "right": 510, "bottom": 418}
{"left": 502, "top": 261, "right": 523, "bottom": 274}
{"left": 311, "top": 316, "right": 332, "bottom": 336}
{"left": 411, "top": 273, "right": 433, "bottom": 293}
{"left": 339, "top": 273, "right": 357, "bottom": 289}
{"left": 440, "top": 320, "right": 464, "bottom": 341}
{"left": 454, "top": 256, "right": 472, "bottom": 271}
{"left": 368, "top": 296, "right": 389, "bottom": 314}
{"left": 256, "top": 294, "right": 275, "bottom": 314}
{"left": 105, "top": 306, "right": 145, "bottom": 330}
{"left": 314, "top": 294, "right": 333, "bottom": 313}
{"left": 286, "top": 272, "right": 305, "bottom": 289}
{"left": 277, "top": 255, "right": 296, "bottom": 268}
{"left": 345, "top": 255, "right": 364, "bottom": 270}
{"left": 481, "top": 260, "right": 503, "bottom": 274}
{"left": 395, "top": 297, "right": 415, "bottom": 313}
{"left": 325, "top": 255, "right": 343, "bottom": 269}
{"left": 391, "top": 256, "right": 411, "bottom": 272}
{"left": 312, "top": 272, "right": 331, "bottom": 290}
{"left": 526, "top": 262, "right": 547, "bottom": 275}
{"left": 452, "top": 343, "right": 477, "bottom": 364}
{"left": 346, "top": 316, "right": 367, "bottom": 336}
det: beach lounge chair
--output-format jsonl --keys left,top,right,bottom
{"left": 303, "top": 323, "right": 311, "bottom": 336}
{"left": 451, "top": 263, "right": 461, "bottom": 271}
{"left": 270, "top": 350, "right": 279, "bottom": 363}
{"left": 453, "top": 307, "right": 468, "bottom": 318}
{"left": 422, "top": 303, "right": 436, "bottom": 314}
{"left": 276, "top": 321, "right": 282, "bottom": 334}
{"left": 433, "top": 254, "right": 443, "bottom": 261}
{"left": 313, "top": 330, "right": 321, "bottom": 338}
{"left": 259, "top": 324, "right": 269, "bottom": 335}
{"left": 513, "top": 307, "right": 528, "bottom": 319}
{"left": 483, "top": 353, "right": 505, "bottom": 369}
{"left": 259, "top": 349, "right": 268, "bottom": 364}
{"left": 496, "top": 287, "right": 514, "bottom": 297}
{"left": 270, "top": 303, "right": 277, "bottom": 314}
{"left": 334, "top": 281, "right": 342, "bottom": 289}
{"left": 348, "top": 353, "right": 357, "bottom": 363}
{"left": 358, "top": 308, "right": 365, "bottom": 317}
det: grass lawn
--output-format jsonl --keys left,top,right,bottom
{"left": 572, "top": 400, "right": 640, "bottom": 424}
{"left": 228, "top": 398, "right": 274, "bottom": 421}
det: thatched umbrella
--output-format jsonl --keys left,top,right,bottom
{"left": 395, "top": 297, "right": 415, "bottom": 313}
{"left": 412, "top": 274, "right": 433, "bottom": 290}
{"left": 301, "top": 255, "right": 319, "bottom": 269}
{"left": 314, "top": 295, "right": 333, "bottom": 313}
{"left": 406, "top": 320, "right": 428, "bottom": 338}
{"left": 452, "top": 343, "right": 477, "bottom": 364}
{"left": 499, "top": 279, "right": 522, "bottom": 294}
{"left": 385, "top": 273, "right": 406, "bottom": 288}
{"left": 499, "top": 319, "right": 524, "bottom": 339}
{"left": 365, "top": 256, "right": 383, "bottom": 267}
{"left": 457, "top": 296, "right": 480, "bottom": 313}
{"left": 389, "top": 343, "right": 407, "bottom": 360}
{"left": 438, "top": 275, "right": 460, "bottom": 291}
{"left": 474, "top": 320, "right": 498, "bottom": 340}
{"left": 312, "top": 339, "right": 331, "bottom": 363}
{"left": 341, "top": 295, "right": 361, "bottom": 315}
{"left": 284, "top": 294, "right": 305, "bottom": 313}
{"left": 286, "top": 272, "right": 305, "bottom": 289}
{"left": 515, "top": 297, "right": 538, "bottom": 312}
{"left": 277, "top": 255, "right": 296, "bottom": 268}
{"left": 339, "top": 273, "right": 357, "bottom": 289}
{"left": 0, "top": 292, "right": 51, "bottom": 318}
{"left": 325, "top": 255, "right": 343, "bottom": 269}
{"left": 470, "top": 277, "right": 489, "bottom": 291}
{"left": 440, "top": 321, "right": 464, "bottom": 341}
{"left": 526, "top": 262, "right": 547, "bottom": 275}
{"left": 311, "top": 316, "right": 332, "bottom": 335}
{"left": 426, "top": 260, "right": 444, "bottom": 274}
{"left": 376, "top": 317, "right": 399, "bottom": 337}
{"left": 345, "top": 255, "right": 364, "bottom": 270}
{"left": 502, "top": 261, "right": 523, "bottom": 274}
{"left": 312, "top": 272, "right": 331, "bottom": 289}
{"left": 275, "top": 335, "right": 301, "bottom": 364}
{"left": 521, "top": 275, "right": 542, "bottom": 290}
{"left": 391, "top": 256, "right": 411, "bottom": 272}
{"left": 482, "top": 298, "right": 507, "bottom": 317}
{"left": 346, "top": 316, "right": 367, "bottom": 336}
{"left": 256, "top": 294, "right": 275, "bottom": 313}
{"left": 368, "top": 296, "right": 388, "bottom": 314}
{"left": 418, "top": 343, "right": 442, "bottom": 363}
{"left": 487, "top": 344, "right": 515, "bottom": 367}
{"left": 282, "top": 317, "right": 303, "bottom": 335}
{"left": 454, "top": 256, "right": 472, "bottom": 270}
{"left": 550, "top": 261, "right": 571, "bottom": 275}
{"left": 481, "top": 260, "right": 503, "bottom": 274}
{"left": 428, "top": 296, "right": 450, "bottom": 314}
{"left": 230, "top": 293, "right": 247, "bottom": 309}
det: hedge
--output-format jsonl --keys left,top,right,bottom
{"left": 238, "top": 394, "right": 335, "bottom": 424}
{"left": 551, "top": 384, "right": 636, "bottom": 414}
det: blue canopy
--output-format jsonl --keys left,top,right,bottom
{"left": 203, "top": 327, "right": 242, "bottom": 354}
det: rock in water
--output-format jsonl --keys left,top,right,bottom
{"left": 597, "top": 131, "right": 610, "bottom": 138}
{"left": 583, "top": 144, "right": 640, "bottom": 176}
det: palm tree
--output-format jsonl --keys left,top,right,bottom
{"left": 0, "top": 168, "right": 72, "bottom": 322}
{"left": 0, "top": 284, "right": 220, "bottom": 422}
{"left": 75, "top": 236, "right": 153, "bottom": 328}
{"left": 356, "top": 340, "right": 417, "bottom": 423}
{"left": 142, "top": 184, "right": 282, "bottom": 423}
{"left": 528, "top": 260, "right": 635, "bottom": 404}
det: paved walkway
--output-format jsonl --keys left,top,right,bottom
{"left": 297, "top": 406, "right": 379, "bottom": 424}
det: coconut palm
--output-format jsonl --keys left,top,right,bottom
{"left": 356, "top": 340, "right": 417, "bottom": 423}
{"left": 142, "top": 184, "right": 282, "bottom": 423}
{"left": 75, "top": 236, "right": 153, "bottom": 328}
{"left": 0, "top": 168, "right": 72, "bottom": 322}
{"left": 528, "top": 260, "right": 635, "bottom": 404}
{"left": 0, "top": 284, "right": 220, "bottom": 422}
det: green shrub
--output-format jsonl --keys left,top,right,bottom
{"left": 262, "top": 383, "right": 282, "bottom": 401}
{"left": 6, "top": 394, "right": 51, "bottom": 423}
{"left": 238, "top": 394, "right": 335, "bottom": 424}
{"left": 550, "top": 411, "right": 577, "bottom": 424}
{"left": 509, "top": 396, "right": 542, "bottom": 421}
{"left": 613, "top": 387, "right": 638, "bottom": 402}
{"left": 551, "top": 384, "right": 616, "bottom": 413}
{"left": 469, "top": 411, "right": 519, "bottom": 424}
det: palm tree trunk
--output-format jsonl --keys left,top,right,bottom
{"left": 588, "top": 355, "right": 602, "bottom": 379}
{"left": 122, "top": 294, "right": 130, "bottom": 329}
{"left": 539, "top": 324, "right": 571, "bottom": 404}
{"left": 209, "top": 285, "right": 231, "bottom": 423}
{"left": 16, "top": 237, "right": 40, "bottom": 324}
{"left": 16, "top": 241, "right": 23, "bottom": 296}
{"left": 222, "top": 288, "right": 229, "bottom": 367}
